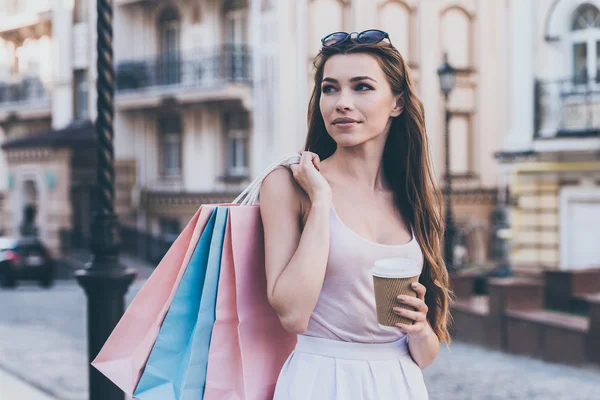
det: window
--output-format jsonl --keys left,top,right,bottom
{"left": 159, "top": 8, "right": 180, "bottom": 55}
{"left": 225, "top": 112, "right": 249, "bottom": 177}
{"left": 225, "top": 1, "right": 248, "bottom": 45}
{"left": 74, "top": 0, "right": 88, "bottom": 24}
{"left": 572, "top": 4, "right": 600, "bottom": 30}
{"left": 74, "top": 70, "right": 88, "bottom": 120}
{"left": 571, "top": 4, "right": 600, "bottom": 82}
{"left": 441, "top": 7, "right": 473, "bottom": 70}
{"left": 158, "top": 8, "right": 181, "bottom": 85}
{"left": 449, "top": 113, "right": 472, "bottom": 175}
{"left": 160, "top": 218, "right": 180, "bottom": 242}
{"left": 224, "top": 0, "right": 248, "bottom": 80}
{"left": 378, "top": 1, "right": 412, "bottom": 65}
{"left": 159, "top": 114, "right": 182, "bottom": 177}
{"left": 309, "top": 0, "right": 346, "bottom": 56}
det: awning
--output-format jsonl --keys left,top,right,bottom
{"left": 1, "top": 119, "right": 96, "bottom": 150}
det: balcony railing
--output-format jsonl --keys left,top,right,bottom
{"left": 0, "top": 77, "right": 50, "bottom": 110}
{"left": 535, "top": 78, "right": 600, "bottom": 138}
{"left": 116, "top": 45, "right": 252, "bottom": 94}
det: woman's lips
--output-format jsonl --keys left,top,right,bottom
{"left": 334, "top": 121, "right": 360, "bottom": 128}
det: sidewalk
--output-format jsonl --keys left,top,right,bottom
{"left": 0, "top": 368, "right": 58, "bottom": 400}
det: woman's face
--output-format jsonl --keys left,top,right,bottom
{"left": 319, "top": 53, "right": 403, "bottom": 148}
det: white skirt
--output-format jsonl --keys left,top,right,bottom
{"left": 273, "top": 335, "right": 428, "bottom": 400}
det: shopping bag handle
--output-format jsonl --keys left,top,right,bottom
{"left": 232, "top": 152, "right": 302, "bottom": 206}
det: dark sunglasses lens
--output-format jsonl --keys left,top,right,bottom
{"left": 323, "top": 32, "right": 348, "bottom": 46}
{"left": 358, "top": 30, "right": 386, "bottom": 43}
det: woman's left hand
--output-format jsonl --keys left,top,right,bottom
{"left": 394, "top": 282, "right": 429, "bottom": 338}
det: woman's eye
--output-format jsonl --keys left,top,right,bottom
{"left": 356, "top": 83, "right": 373, "bottom": 91}
{"left": 321, "top": 85, "right": 335, "bottom": 93}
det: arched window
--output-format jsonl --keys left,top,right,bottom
{"left": 159, "top": 113, "right": 182, "bottom": 177}
{"left": 572, "top": 4, "right": 600, "bottom": 30}
{"left": 308, "top": 0, "right": 348, "bottom": 56}
{"left": 440, "top": 6, "right": 473, "bottom": 70}
{"left": 158, "top": 7, "right": 181, "bottom": 85}
{"left": 571, "top": 4, "right": 600, "bottom": 82}
{"left": 378, "top": 1, "right": 414, "bottom": 66}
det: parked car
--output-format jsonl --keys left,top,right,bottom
{"left": 0, "top": 236, "right": 55, "bottom": 288}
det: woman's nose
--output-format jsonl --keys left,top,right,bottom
{"left": 335, "top": 90, "right": 354, "bottom": 112}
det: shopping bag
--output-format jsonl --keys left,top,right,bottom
{"left": 134, "top": 207, "right": 228, "bottom": 400}
{"left": 204, "top": 154, "right": 302, "bottom": 400}
{"left": 92, "top": 206, "right": 214, "bottom": 396}
{"left": 92, "top": 152, "right": 301, "bottom": 398}
{"left": 230, "top": 206, "right": 297, "bottom": 399}
{"left": 181, "top": 207, "right": 229, "bottom": 399}
{"left": 202, "top": 210, "right": 244, "bottom": 400}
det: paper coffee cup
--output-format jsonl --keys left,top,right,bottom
{"left": 371, "top": 258, "right": 421, "bottom": 327}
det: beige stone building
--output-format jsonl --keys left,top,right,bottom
{"left": 499, "top": 0, "right": 600, "bottom": 275}
{"left": 0, "top": 0, "right": 508, "bottom": 264}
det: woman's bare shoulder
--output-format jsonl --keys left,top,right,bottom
{"left": 260, "top": 166, "right": 309, "bottom": 222}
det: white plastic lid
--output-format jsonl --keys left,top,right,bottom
{"left": 371, "top": 257, "right": 420, "bottom": 279}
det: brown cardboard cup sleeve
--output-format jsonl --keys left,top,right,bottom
{"left": 371, "top": 258, "right": 421, "bottom": 327}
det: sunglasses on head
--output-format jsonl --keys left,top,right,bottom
{"left": 321, "top": 29, "right": 393, "bottom": 47}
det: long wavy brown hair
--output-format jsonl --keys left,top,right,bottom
{"left": 304, "top": 40, "right": 453, "bottom": 343}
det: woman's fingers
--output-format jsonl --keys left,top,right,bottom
{"left": 393, "top": 307, "right": 426, "bottom": 322}
{"left": 395, "top": 322, "right": 424, "bottom": 333}
{"left": 411, "top": 282, "right": 427, "bottom": 301}
{"left": 299, "top": 151, "right": 321, "bottom": 171}
{"left": 397, "top": 295, "right": 428, "bottom": 313}
{"left": 312, "top": 153, "right": 321, "bottom": 171}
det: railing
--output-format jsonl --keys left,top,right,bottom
{"left": 116, "top": 45, "right": 252, "bottom": 94}
{"left": 60, "top": 227, "right": 174, "bottom": 265}
{"left": 120, "top": 226, "right": 174, "bottom": 265}
{"left": 535, "top": 78, "right": 600, "bottom": 138}
{"left": 0, "top": 77, "right": 50, "bottom": 110}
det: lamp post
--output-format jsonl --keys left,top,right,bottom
{"left": 74, "top": 1, "right": 137, "bottom": 399}
{"left": 437, "top": 54, "right": 457, "bottom": 273}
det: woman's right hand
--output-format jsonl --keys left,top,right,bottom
{"left": 289, "top": 151, "right": 332, "bottom": 206}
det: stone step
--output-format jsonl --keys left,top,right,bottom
{"left": 504, "top": 309, "right": 589, "bottom": 365}
{"left": 545, "top": 268, "right": 600, "bottom": 311}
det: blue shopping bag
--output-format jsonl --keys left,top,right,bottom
{"left": 134, "top": 206, "right": 228, "bottom": 400}
{"left": 180, "top": 207, "right": 229, "bottom": 399}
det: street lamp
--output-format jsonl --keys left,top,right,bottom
{"left": 75, "top": 1, "right": 136, "bottom": 399}
{"left": 437, "top": 54, "right": 457, "bottom": 273}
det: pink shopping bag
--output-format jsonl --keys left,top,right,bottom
{"left": 204, "top": 205, "right": 297, "bottom": 400}
{"left": 91, "top": 206, "right": 216, "bottom": 396}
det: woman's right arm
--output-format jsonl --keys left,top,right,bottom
{"left": 260, "top": 154, "right": 332, "bottom": 334}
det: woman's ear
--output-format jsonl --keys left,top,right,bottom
{"left": 390, "top": 92, "right": 405, "bottom": 117}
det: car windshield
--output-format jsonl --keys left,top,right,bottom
{"left": 0, "top": 237, "right": 17, "bottom": 250}
{"left": 17, "top": 237, "right": 42, "bottom": 246}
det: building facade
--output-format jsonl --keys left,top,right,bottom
{"left": 500, "top": 0, "right": 600, "bottom": 275}
{"left": 0, "top": 0, "right": 508, "bottom": 265}
{"left": 0, "top": 0, "right": 97, "bottom": 255}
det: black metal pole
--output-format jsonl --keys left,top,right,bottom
{"left": 443, "top": 101, "right": 456, "bottom": 273}
{"left": 75, "top": 1, "right": 136, "bottom": 399}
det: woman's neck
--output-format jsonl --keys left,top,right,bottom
{"left": 326, "top": 144, "right": 389, "bottom": 194}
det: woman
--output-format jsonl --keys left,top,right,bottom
{"left": 260, "top": 30, "right": 451, "bottom": 399}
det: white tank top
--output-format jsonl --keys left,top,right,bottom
{"left": 303, "top": 204, "right": 424, "bottom": 343}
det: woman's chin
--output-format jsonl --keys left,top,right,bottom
{"left": 332, "top": 134, "right": 377, "bottom": 148}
